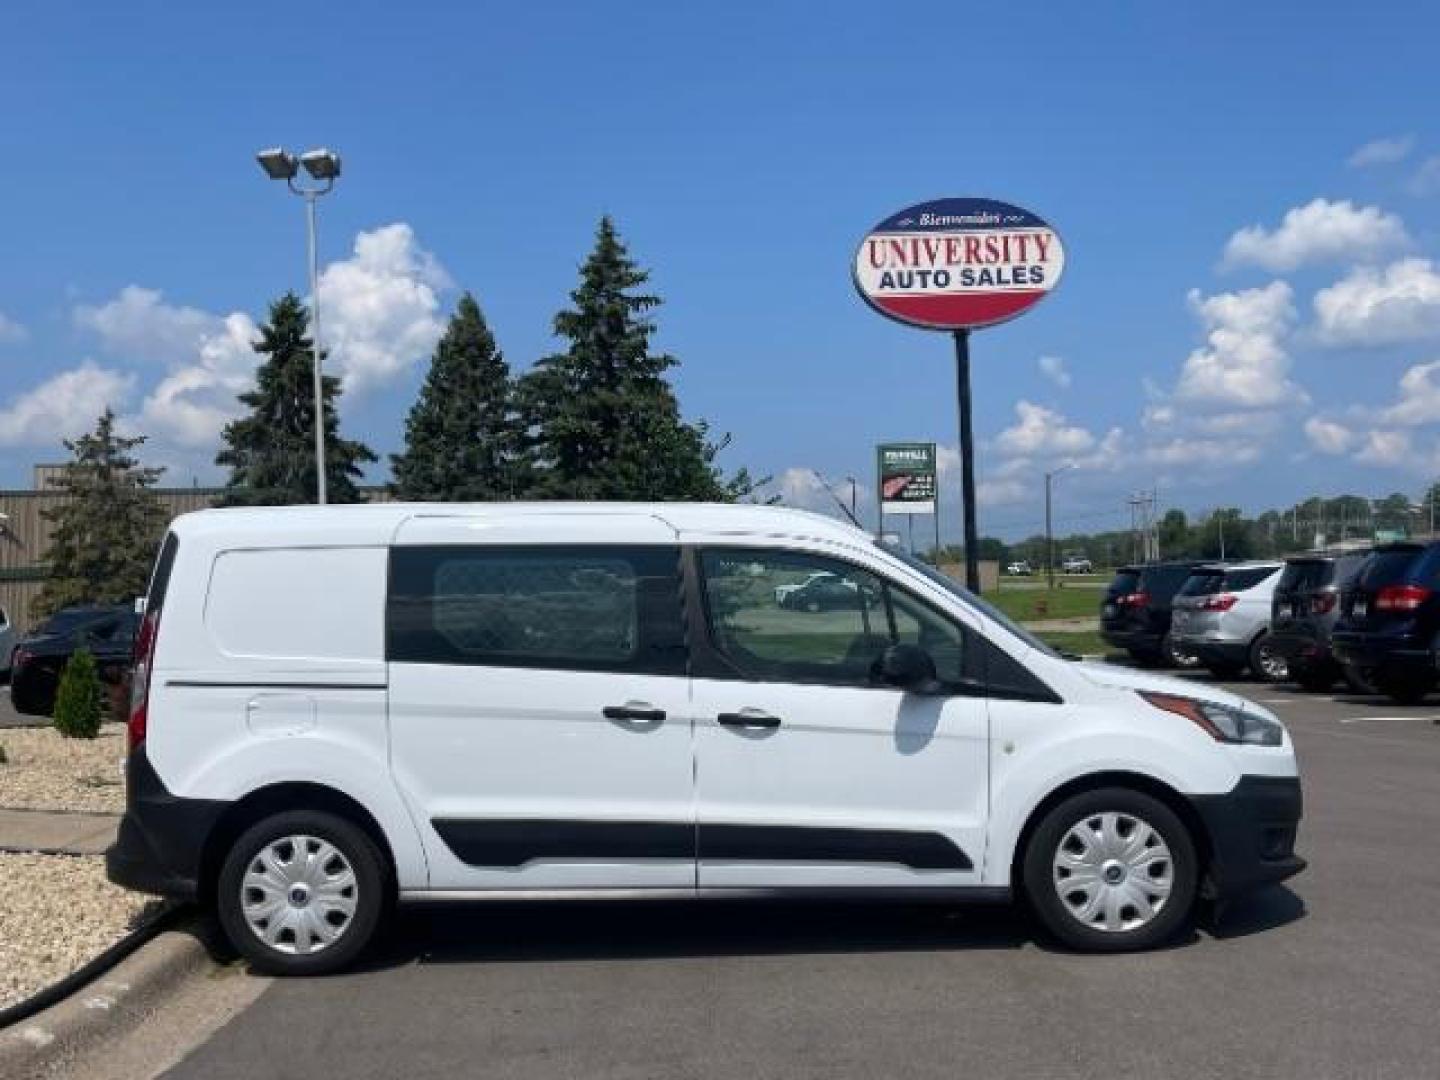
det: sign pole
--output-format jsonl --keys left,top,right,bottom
{"left": 953, "top": 329, "right": 981, "bottom": 593}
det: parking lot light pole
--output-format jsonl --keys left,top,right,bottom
{"left": 1044, "top": 464, "right": 1074, "bottom": 589}
{"left": 255, "top": 146, "right": 342, "bottom": 506}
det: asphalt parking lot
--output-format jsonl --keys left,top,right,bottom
{"left": 158, "top": 671, "right": 1440, "bottom": 1080}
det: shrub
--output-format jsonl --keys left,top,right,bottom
{"left": 53, "top": 648, "right": 104, "bottom": 739}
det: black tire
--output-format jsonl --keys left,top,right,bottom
{"left": 1025, "top": 789, "right": 1203, "bottom": 956}
{"left": 216, "top": 810, "right": 389, "bottom": 976}
{"left": 1162, "top": 634, "right": 1201, "bottom": 670}
{"left": 1249, "top": 633, "right": 1288, "bottom": 683}
{"left": 1023, "top": 787, "right": 1198, "bottom": 953}
{"left": 1342, "top": 665, "right": 1378, "bottom": 696}
{"left": 1375, "top": 672, "right": 1434, "bottom": 706}
{"left": 804, "top": 599, "right": 821, "bottom": 614}
{"left": 1127, "top": 648, "right": 1162, "bottom": 667}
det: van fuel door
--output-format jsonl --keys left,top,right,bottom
{"left": 245, "top": 693, "right": 317, "bottom": 737}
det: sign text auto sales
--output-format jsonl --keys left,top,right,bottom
{"left": 861, "top": 229, "right": 1058, "bottom": 291}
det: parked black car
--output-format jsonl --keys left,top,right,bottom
{"left": 1270, "top": 551, "right": 1370, "bottom": 692}
{"left": 1100, "top": 561, "right": 1205, "bottom": 666}
{"left": 1331, "top": 542, "right": 1440, "bottom": 704}
{"left": 9, "top": 605, "right": 137, "bottom": 717}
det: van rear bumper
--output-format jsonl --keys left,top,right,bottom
{"left": 106, "top": 748, "right": 227, "bottom": 902}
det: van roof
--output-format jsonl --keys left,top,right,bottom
{"left": 167, "top": 501, "right": 872, "bottom": 547}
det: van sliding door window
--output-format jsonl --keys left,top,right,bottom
{"left": 387, "top": 545, "right": 686, "bottom": 675}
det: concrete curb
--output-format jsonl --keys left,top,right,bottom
{"left": 0, "top": 916, "right": 217, "bottom": 1079}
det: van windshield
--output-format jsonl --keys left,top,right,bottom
{"left": 879, "top": 544, "right": 1061, "bottom": 659}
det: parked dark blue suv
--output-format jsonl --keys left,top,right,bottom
{"left": 1331, "top": 542, "right": 1440, "bottom": 704}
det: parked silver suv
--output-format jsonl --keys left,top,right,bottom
{"left": 1171, "top": 562, "right": 1285, "bottom": 680}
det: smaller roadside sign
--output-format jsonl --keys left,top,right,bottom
{"left": 878, "top": 443, "right": 937, "bottom": 516}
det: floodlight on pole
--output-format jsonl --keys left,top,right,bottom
{"left": 255, "top": 148, "right": 298, "bottom": 181}
{"left": 255, "top": 144, "right": 341, "bottom": 505}
{"left": 300, "top": 149, "right": 342, "bottom": 181}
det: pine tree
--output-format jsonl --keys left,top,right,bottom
{"left": 391, "top": 294, "right": 525, "bottom": 500}
{"left": 216, "top": 293, "right": 376, "bottom": 505}
{"left": 32, "top": 409, "right": 169, "bottom": 620}
{"left": 517, "top": 216, "right": 754, "bottom": 501}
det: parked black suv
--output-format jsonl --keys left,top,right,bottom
{"left": 1331, "top": 542, "right": 1440, "bottom": 704}
{"left": 1100, "top": 561, "right": 1204, "bottom": 666}
{"left": 1270, "top": 551, "right": 1369, "bottom": 692}
{"left": 9, "top": 605, "right": 137, "bottom": 716}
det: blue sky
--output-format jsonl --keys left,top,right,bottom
{"left": 3, "top": 1, "right": 1440, "bottom": 539}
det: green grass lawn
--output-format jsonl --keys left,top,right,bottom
{"left": 987, "top": 584, "right": 1104, "bottom": 623}
{"left": 1031, "top": 629, "right": 1111, "bottom": 657}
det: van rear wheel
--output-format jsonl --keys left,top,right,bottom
{"left": 217, "top": 810, "right": 387, "bottom": 976}
{"left": 1023, "top": 787, "right": 1198, "bottom": 952}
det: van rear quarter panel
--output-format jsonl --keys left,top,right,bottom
{"left": 147, "top": 535, "right": 428, "bottom": 889}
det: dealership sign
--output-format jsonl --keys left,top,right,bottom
{"left": 877, "top": 442, "right": 937, "bottom": 516}
{"left": 853, "top": 197, "right": 1065, "bottom": 330}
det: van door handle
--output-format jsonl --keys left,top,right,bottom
{"left": 717, "top": 710, "right": 781, "bottom": 730}
{"left": 603, "top": 704, "right": 666, "bottom": 724}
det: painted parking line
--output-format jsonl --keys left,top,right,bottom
{"left": 1338, "top": 714, "right": 1440, "bottom": 725}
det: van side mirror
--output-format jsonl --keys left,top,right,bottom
{"left": 874, "top": 643, "right": 939, "bottom": 693}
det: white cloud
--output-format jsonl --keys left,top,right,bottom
{"left": 0, "top": 311, "right": 26, "bottom": 344}
{"left": 63, "top": 221, "right": 449, "bottom": 457}
{"left": 0, "top": 363, "right": 134, "bottom": 447}
{"left": 1221, "top": 198, "right": 1411, "bottom": 272}
{"left": 317, "top": 223, "right": 451, "bottom": 391}
{"left": 1304, "top": 416, "right": 1356, "bottom": 455}
{"left": 1355, "top": 429, "right": 1412, "bottom": 467}
{"left": 76, "top": 285, "right": 222, "bottom": 365}
{"left": 1313, "top": 258, "right": 1440, "bottom": 346}
{"left": 1378, "top": 360, "right": 1440, "bottom": 426}
{"left": 1348, "top": 135, "right": 1415, "bottom": 168}
{"left": 1174, "top": 281, "right": 1301, "bottom": 408}
{"left": 1407, "top": 156, "right": 1440, "bottom": 196}
{"left": 1143, "top": 436, "right": 1263, "bottom": 468}
{"left": 135, "top": 311, "right": 260, "bottom": 448}
{"left": 1037, "top": 354, "right": 1071, "bottom": 389}
{"left": 994, "top": 400, "right": 1097, "bottom": 458}
{"left": 977, "top": 477, "right": 1030, "bottom": 507}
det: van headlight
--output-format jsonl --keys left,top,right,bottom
{"left": 1139, "top": 691, "right": 1284, "bottom": 747}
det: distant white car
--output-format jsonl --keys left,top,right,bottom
{"left": 1006, "top": 561, "right": 1033, "bottom": 576}
{"left": 1062, "top": 555, "right": 1093, "bottom": 574}
{"left": 774, "top": 571, "right": 843, "bottom": 605}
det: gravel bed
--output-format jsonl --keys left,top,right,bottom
{"left": 0, "top": 852, "right": 155, "bottom": 1010}
{"left": 0, "top": 723, "right": 127, "bottom": 813}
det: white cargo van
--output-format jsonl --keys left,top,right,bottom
{"left": 108, "top": 504, "right": 1304, "bottom": 973}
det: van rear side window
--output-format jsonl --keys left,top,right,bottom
{"left": 387, "top": 545, "right": 685, "bottom": 675}
{"left": 205, "top": 547, "right": 385, "bottom": 661}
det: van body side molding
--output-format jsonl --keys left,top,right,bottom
{"left": 431, "top": 819, "right": 972, "bottom": 872}
{"left": 165, "top": 680, "right": 387, "bottom": 691}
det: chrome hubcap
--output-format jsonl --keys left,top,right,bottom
{"left": 1053, "top": 812, "right": 1174, "bottom": 933}
{"left": 241, "top": 835, "right": 358, "bottom": 956}
{"left": 1259, "top": 643, "right": 1288, "bottom": 681}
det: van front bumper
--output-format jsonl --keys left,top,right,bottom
{"left": 106, "top": 748, "right": 227, "bottom": 902}
{"left": 1191, "top": 775, "right": 1305, "bottom": 899}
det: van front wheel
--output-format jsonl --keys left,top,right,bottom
{"left": 217, "top": 810, "right": 387, "bottom": 976}
{"left": 1023, "top": 788, "right": 1198, "bottom": 952}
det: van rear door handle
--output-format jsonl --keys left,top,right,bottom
{"left": 717, "top": 710, "right": 781, "bottom": 730}
{"left": 603, "top": 704, "right": 666, "bottom": 724}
